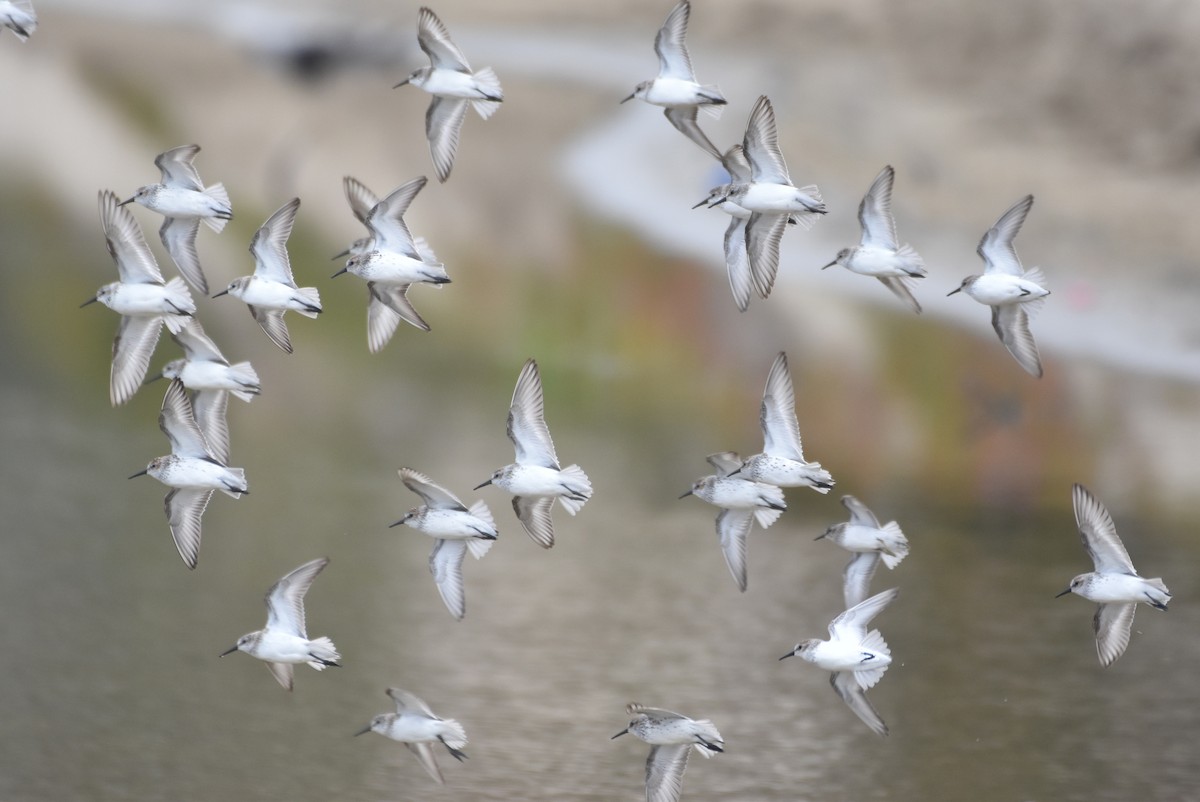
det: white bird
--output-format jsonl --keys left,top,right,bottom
{"left": 680, "top": 451, "right": 785, "bottom": 592}
{"left": 332, "top": 176, "right": 448, "bottom": 348}
{"left": 128, "top": 379, "right": 247, "bottom": 569}
{"left": 147, "top": 319, "right": 260, "bottom": 465}
{"left": 823, "top": 165, "right": 926, "bottom": 313}
{"left": 121, "top": 144, "right": 232, "bottom": 294}
{"left": 1056, "top": 484, "right": 1171, "bottom": 666}
{"left": 780, "top": 587, "right": 899, "bottom": 737}
{"left": 475, "top": 358, "right": 592, "bottom": 548}
{"left": 390, "top": 468, "right": 497, "bottom": 620}
{"left": 214, "top": 198, "right": 321, "bottom": 353}
{"left": 85, "top": 190, "right": 195, "bottom": 406}
{"left": 220, "top": 557, "right": 340, "bottom": 690}
{"left": 621, "top": 0, "right": 726, "bottom": 159}
{"left": 355, "top": 687, "right": 468, "bottom": 784}
{"left": 394, "top": 6, "right": 503, "bottom": 182}
{"left": 0, "top": 0, "right": 36, "bottom": 41}
{"left": 947, "top": 194, "right": 1050, "bottom": 377}
{"left": 816, "top": 495, "right": 909, "bottom": 608}
{"left": 612, "top": 702, "right": 723, "bottom": 802}
{"left": 736, "top": 352, "right": 834, "bottom": 492}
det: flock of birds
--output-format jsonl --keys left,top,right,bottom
{"left": 9, "top": 1, "right": 1176, "bottom": 800}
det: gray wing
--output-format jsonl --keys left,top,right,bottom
{"left": 250, "top": 198, "right": 300, "bottom": 286}
{"left": 250, "top": 306, "right": 293, "bottom": 354}
{"left": 830, "top": 672, "right": 889, "bottom": 736}
{"left": 159, "top": 216, "right": 207, "bottom": 294}
{"left": 407, "top": 741, "right": 446, "bottom": 784}
{"left": 266, "top": 662, "right": 295, "bottom": 692}
{"left": 742, "top": 95, "right": 790, "bottom": 185}
{"left": 111, "top": 314, "right": 165, "bottom": 406}
{"left": 1072, "top": 484, "right": 1135, "bottom": 574}
{"left": 416, "top": 6, "right": 471, "bottom": 71}
{"left": 715, "top": 509, "right": 752, "bottom": 593}
{"left": 746, "top": 212, "right": 788, "bottom": 300}
{"left": 978, "top": 194, "right": 1033, "bottom": 276}
{"left": 154, "top": 144, "right": 204, "bottom": 191}
{"left": 653, "top": 0, "right": 694, "bottom": 81}
{"left": 722, "top": 216, "right": 752, "bottom": 312}
{"left": 264, "top": 556, "right": 329, "bottom": 638}
{"left": 400, "top": 467, "right": 467, "bottom": 510}
{"left": 507, "top": 358, "right": 560, "bottom": 468}
{"left": 343, "top": 175, "right": 380, "bottom": 225}
{"left": 513, "top": 495, "right": 555, "bottom": 548}
{"left": 99, "top": 190, "right": 165, "bottom": 284}
{"left": 705, "top": 451, "right": 743, "bottom": 478}
{"left": 663, "top": 106, "right": 721, "bottom": 159}
{"left": 645, "top": 743, "right": 691, "bottom": 802}
{"left": 1094, "top": 602, "right": 1136, "bottom": 667}
{"left": 158, "top": 379, "right": 213, "bottom": 459}
{"left": 367, "top": 283, "right": 429, "bottom": 352}
{"left": 164, "top": 488, "right": 213, "bottom": 570}
{"left": 858, "top": 165, "right": 898, "bottom": 250}
{"left": 991, "top": 304, "right": 1042, "bottom": 378}
{"left": 430, "top": 539, "right": 469, "bottom": 620}
{"left": 877, "top": 276, "right": 922, "bottom": 314}
{"left": 365, "top": 177, "right": 426, "bottom": 256}
{"left": 171, "top": 318, "right": 227, "bottom": 364}
{"left": 759, "top": 352, "right": 804, "bottom": 460}
{"left": 829, "top": 587, "right": 899, "bottom": 642}
{"left": 720, "top": 144, "right": 752, "bottom": 183}
{"left": 841, "top": 495, "right": 881, "bottom": 527}
{"left": 387, "top": 687, "right": 437, "bottom": 717}
{"left": 191, "top": 389, "right": 231, "bottom": 465}
{"left": 425, "top": 96, "right": 469, "bottom": 183}
{"left": 842, "top": 552, "right": 881, "bottom": 609}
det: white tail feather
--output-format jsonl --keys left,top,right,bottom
{"left": 878, "top": 522, "right": 909, "bottom": 569}
{"left": 293, "top": 287, "right": 322, "bottom": 318}
{"left": 219, "top": 467, "right": 247, "bottom": 498}
{"left": 439, "top": 719, "right": 468, "bottom": 750}
{"left": 853, "top": 629, "right": 891, "bottom": 690}
{"left": 305, "top": 636, "right": 340, "bottom": 670}
{"left": 556, "top": 465, "right": 592, "bottom": 515}
{"left": 226, "top": 362, "right": 260, "bottom": 402}
{"left": 754, "top": 507, "right": 783, "bottom": 528}
{"left": 202, "top": 183, "right": 231, "bottom": 232}
{"left": 470, "top": 68, "right": 503, "bottom": 118}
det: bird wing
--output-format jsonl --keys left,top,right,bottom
{"left": 877, "top": 276, "right": 922, "bottom": 314}
{"left": 250, "top": 198, "right": 301, "bottom": 286}
{"left": 1072, "top": 483, "right": 1136, "bottom": 574}
{"left": 722, "top": 216, "right": 752, "bottom": 312}
{"left": 264, "top": 556, "right": 330, "bottom": 639}
{"left": 159, "top": 216, "right": 207, "bottom": 294}
{"left": 829, "top": 587, "right": 899, "bottom": 642}
{"left": 425, "top": 96, "right": 469, "bottom": 184}
{"left": 991, "top": 304, "right": 1043, "bottom": 378}
{"left": 367, "top": 284, "right": 427, "bottom": 352}
{"left": 720, "top": 144, "right": 752, "bottom": 183}
{"left": 191, "top": 389, "right": 231, "bottom": 465}
{"left": 842, "top": 552, "right": 881, "bottom": 610}
{"left": 266, "top": 662, "right": 294, "bottom": 692}
{"left": 430, "top": 538, "right": 469, "bottom": 620}
{"left": 99, "top": 190, "right": 165, "bottom": 284}
{"left": 158, "top": 378, "right": 214, "bottom": 459}
{"left": 653, "top": 0, "right": 695, "bottom": 81}
{"left": 400, "top": 467, "right": 467, "bottom": 510}
{"left": 513, "top": 495, "right": 555, "bottom": 548}
{"left": 407, "top": 741, "right": 446, "bottom": 784}
{"left": 250, "top": 306, "right": 292, "bottom": 354}
{"left": 663, "top": 106, "right": 721, "bottom": 159}
{"left": 165, "top": 488, "right": 213, "bottom": 570}
{"left": 507, "top": 358, "right": 560, "bottom": 468}
{"left": 705, "top": 451, "right": 744, "bottom": 478}
{"left": 154, "top": 144, "right": 204, "bottom": 191}
{"left": 857, "top": 165, "right": 898, "bottom": 250}
{"left": 977, "top": 194, "right": 1033, "bottom": 276}
{"left": 170, "top": 319, "right": 227, "bottom": 364}
{"left": 841, "top": 495, "right": 881, "bottom": 528}
{"left": 741, "top": 96, "right": 790, "bottom": 185}
{"left": 830, "top": 672, "right": 888, "bottom": 736}
{"left": 645, "top": 743, "right": 691, "bottom": 802}
{"left": 1094, "top": 602, "right": 1136, "bottom": 667}
{"left": 111, "top": 314, "right": 165, "bottom": 406}
{"left": 746, "top": 212, "right": 788, "bottom": 301}
{"left": 758, "top": 351, "right": 804, "bottom": 460}
{"left": 416, "top": 6, "right": 471, "bottom": 72}
{"left": 715, "top": 508, "right": 753, "bottom": 593}
{"left": 387, "top": 687, "right": 438, "bottom": 716}
{"left": 343, "top": 175, "right": 380, "bottom": 226}
{"left": 365, "top": 177, "right": 426, "bottom": 256}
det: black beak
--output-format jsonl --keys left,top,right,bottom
{"left": 353, "top": 725, "right": 372, "bottom": 736}
{"left": 813, "top": 532, "right": 828, "bottom": 541}
{"left": 387, "top": 519, "right": 404, "bottom": 528}
{"left": 1055, "top": 588, "right": 1073, "bottom": 598}
{"left": 212, "top": 289, "right": 230, "bottom": 298}
{"left": 778, "top": 651, "right": 795, "bottom": 661}
{"left": 128, "top": 469, "right": 149, "bottom": 479}
{"left": 219, "top": 644, "right": 238, "bottom": 657}
{"left": 473, "top": 479, "right": 492, "bottom": 490}
{"left": 331, "top": 267, "right": 348, "bottom": 278}
{"left": 611, "top": 728, "right": 629, "bottom": 739}
{"left": 821, "top": 260, "right": 837, "bottom": 270}
{"left": 619, "top": 93, "right": 635, "bottom": 104}
{"left": 678, "top": 489, "right": 693, "bottom": 499}
{"left": 118, "top": 196, "right": 136, "bottom": 206}
{"left": 393, "top": 78, "right": 410, "bottom": 88}
{"left": 80, "top": 296, "right": 99, "bottom": 308}
{"left": 143, "top": 372, "right": 164, "bottom": 385}
{"left": 691, "top": 197, "right": 711, "bottom": 209}
{"left": 946, "top": 287, "right": 962, "bottom": 296}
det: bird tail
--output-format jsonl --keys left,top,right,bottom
{"left": 305, "top": 637, "right": 341, "bottom": 670}
{"left": 1145, "top": 578, "right": 1171, "bottom": 609}
{"left": 470, "top": 68, "right": 503, "bottom": 118}
{"left": 691, "top": 719, "right": 724, "bottom": 757}
{"left": 854, "top": 629, "right": 891, "bottom": 690}
{"left": 438, "top": 719, "right": 468, "bottom": 752}
{"left": 163, "top": 277, "right": 197, "bottom": 334}
{"left": 878, "top": 522, "right": 909, "bottom": 569}
{"left": 293, "top": 287, "right": 322, "bottom": 317}
{"left": 219, "top": 467, "right": 248, "bottom": 498}
{"left": 894, "top": 244, "right": 927, "bottom": 277}
{"left": 698, "top": 86, "right": 726, "bottom": 118}
{"left": 754, "top": 507, "right": 783, "bottom": 529}
{"left": 556, "top": 465, "right": 592, "bottom": 515}
{"left": 466, "top": 500, "right": 498, "bottom": 559}
{"left": 202, "top": 183, "right": 232, "bottom": 232}
{"left": 226, "top": 362, "right": 261, "bottom": 402}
